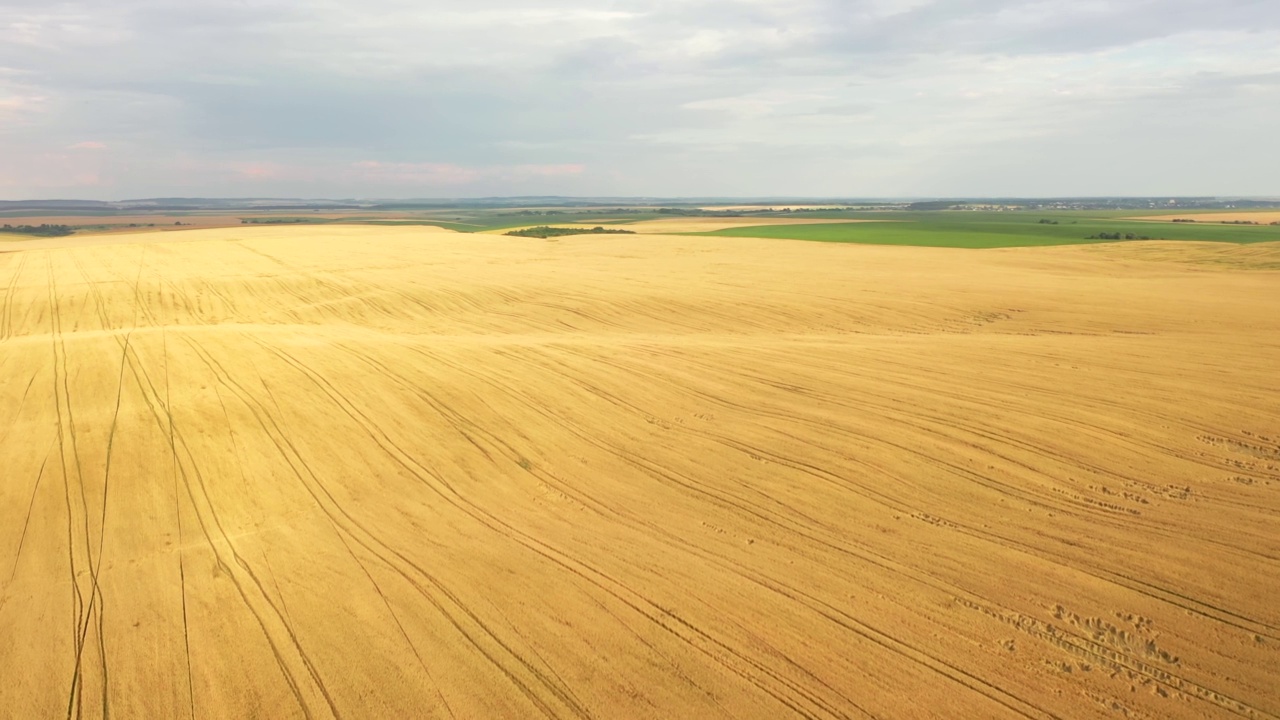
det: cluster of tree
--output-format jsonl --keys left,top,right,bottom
{"left": 0, "top": 223, "right": 75, "bottom": 237}
{"left": 1171, "top": 218, "right": 1197, "bottom": 223}
{"left": 505, "top": 226, "right": 637, "bottom": 239}
{"left": 1086, "top": 232, "right": 1152, "bottom": 241}
{"left": 1037, "top": 219, "right": 1059, "bottom": 225}
{"left": 240, "top": 217, "right": 322, "bottom": 224}
{"left": 498, "top": 210, "right": 567, "bottom": 216}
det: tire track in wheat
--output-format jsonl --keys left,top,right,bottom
{"left": 253, "top": 337, "right": 868, "bottom": 720}
{"left": 346, "top": 339, "right": 1060, "bottom": 718}
{"left": 118, "top": 340, "right": 339, "bottom": 720}
{"left": 160, "top": 283, "right": 198, "bottom": 720}
{"left": 411, "top": 339, "right": 1262, "bottom": 716}
{"left": 554, "top": 343, "right": 1280, "bottom": 638}
{"left": 45, "top": 253, "right": 99, "bottom": 720}
{"left": 1, "top": 251, "right": 29, "bottom": 340}
{"left": 546, "top": 343, "right": 1280, "bottom": 713}
{"left": 61, "top": 247, "right": 157, "bottom": 720}
{"left": 394, "top": 342, "right": 1070, "bottom": 717}
{"left": 190, "top": 335, "right": 590, "bottom": 719}
{"left": 74, "top": 258, "right": 338, "bottom": 720}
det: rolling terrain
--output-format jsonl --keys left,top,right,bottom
{"left": 1, "top": 226, "right": 1278, "bottom": 719}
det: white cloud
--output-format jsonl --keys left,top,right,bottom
{"left": 0, "top": 0, "right": 1277, "bottom": 197}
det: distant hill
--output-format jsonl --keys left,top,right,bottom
{"left": 0, "top": 200, "right": 115, "bottom": 210}
{"left": 1, "top": 196, "right": 1278, "bottom": 214}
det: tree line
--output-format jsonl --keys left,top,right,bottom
{"left": 506, "top": 226, "right": 637, "bottom": 239}
{"left": 0, "top": 223, "right": 75, "bottom": 237}
{"left": 1085, "top": 232, "right": 1152, "bottom": 241}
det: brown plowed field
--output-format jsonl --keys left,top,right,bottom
{"left": 1, "top": 226, "right": 1278, "bottom": 719}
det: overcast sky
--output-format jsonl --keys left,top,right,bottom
{"left": 2, "top": 0, "right": 1278, "bottom": 199}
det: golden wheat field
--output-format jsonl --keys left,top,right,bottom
{"left": 1, "top": 226, "right": 1278, "bottom": 719}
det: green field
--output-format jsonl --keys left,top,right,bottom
{"left": 694, "top": 212, "right": 1280, "bottom": 248}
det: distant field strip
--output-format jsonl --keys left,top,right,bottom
{"left": 1127, "top": 212, "right": 1280, "bottom": 224}
{"left": 698, "top": 219, "right": 1280, "bottom": 247}
{"left": 1, "top": 226, "right": 1278, "bottom": 719}
{"left": 488, "top": 217, "right": 876, "bottom": 235}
